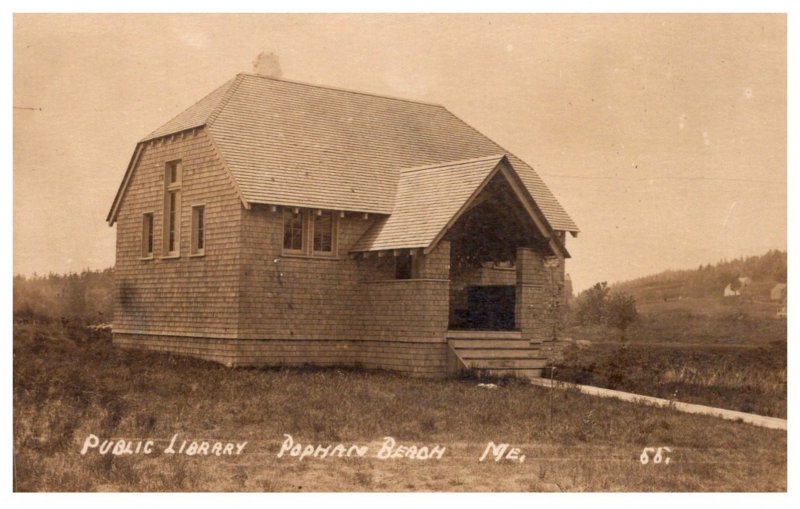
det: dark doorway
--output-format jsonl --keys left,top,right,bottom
{"left": 464, "top": 285, "right": 515, "bottom": 330}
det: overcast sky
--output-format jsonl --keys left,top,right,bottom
{"left": 13, "top": 13, "right": 786, "bottom": 291}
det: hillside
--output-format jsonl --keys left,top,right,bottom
{"left": 612, "top": 250, "right": 786, "bottom": 304}
{"left": 556, "top": 251, "right": 787, "bottom": 416}
{"left": 566, "top": 249, "right": 787, "bottom": 346}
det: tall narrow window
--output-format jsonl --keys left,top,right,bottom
{"left": 191, "top": 205, "right": 205, "bottom": 255}
{"left": 167, "top": 192, "right": 177, "bottom": 251}
{"left": 168, "top": 163, "right": 178, "bottom": 184}
{"left": 142, "top": 213, "right": 154, "bottom": 258}
{"left": 313, "top": 211, "right": 335, "bottom": 254}
{"left": 163, "top": 160, "right": 181, "bottom": 256}
{"left": 283, "top": 210, "right": 305, "bottom": 252}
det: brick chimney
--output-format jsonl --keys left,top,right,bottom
{"left": 252, "top": 52, "right": 283, "bottom": 78}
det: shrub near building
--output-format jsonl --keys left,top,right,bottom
{"left": 573, "top": 282, "right": 639, "bottom": 340}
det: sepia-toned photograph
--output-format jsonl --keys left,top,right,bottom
{"left": 11, "top": 10, "right": 788, "bottom": 493}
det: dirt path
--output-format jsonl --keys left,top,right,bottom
{"left": 592, "top": 341, "right": 766, "bottom": 350}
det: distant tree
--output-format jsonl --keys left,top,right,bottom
{"left": 770, "top": 253, "right": 788, "bottom": 282}
{"left": 606, "top": 292, "right": 639, "bottom": 340}
{"left": 13, "top": 268, "right": 114, "bottom": 325}
{"left": 574, "top": 281, "right": 610, "bottom": 325}
{"left": 573, "top": 282, "right": 639, "bottom": 340}
{"left": 607, "top": 250, "right": 786, "bottom": 301}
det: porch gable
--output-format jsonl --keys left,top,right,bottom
{"left": 350, "top": 154, "right": 568, "bottom": 258}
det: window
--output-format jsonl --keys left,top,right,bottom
{"left": 191, "top": 205, "right": 205, "bottom": 255}
{"left": 163, "top": 160, "right": 181, "bottom": 256}
{"left": 283, "top": 210, "right": 305, "bottom": 252}
{"left": 395, "top": 252, "right": 414, "bottom": 279}
{"left": 166, "top": 192, "right": 178, "bottom": 252}
{"left": 313, "top": 211, "right": 334, "bottom": 254}
{"left": 166, "top": 160, "right": 180, "bottom": 184}
{"left": 141, "top": 213, "right": 154, "bottom": 258}
{"left": 282, "top": 208, "right": 338, "bottom": 257}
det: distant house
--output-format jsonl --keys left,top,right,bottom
{"left": 724, "top": 277, "right": 752, "bottom": 297}
{"left": 106, "top": 73, "right": 579, "bottom": 378}
{"left": 770, "top": 283, "right": 787, "bottom": 301}
{"left": 723, "top": 284, "right": 739, "bottom": 297}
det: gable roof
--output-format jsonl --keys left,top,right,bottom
{"left": 351, "top": 155, "right": 568, "bottom": 258}
{"left": 351, "top": 155, "right": 506, "bottom": 252}
{"left": 111, "top": 73, "right": 577, "bottom": 232}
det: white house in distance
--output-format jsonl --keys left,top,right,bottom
{"left": 723, "top": 277, "right": 752, "bottom": 297}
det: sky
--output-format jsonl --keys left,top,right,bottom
{"left": 12, "top": 13, "right": 787, "bottom": 291}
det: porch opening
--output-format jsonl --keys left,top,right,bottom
{"left": 445, "top": 172, "right": 549, "bottom": 331}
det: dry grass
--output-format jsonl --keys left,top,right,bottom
{"left": 13, "top": 320, "right": 786, "bottom": 492}
{"left": 550, "top": 342, "right": 786, "bottom": 418}
{"left": 558, "top": 295, "right": 787, "bottom": 418}
{"left": 571, "top": 304, "right": 786, "bottom": 346}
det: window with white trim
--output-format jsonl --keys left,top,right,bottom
{"left": 191, "top": 205, "right": 205, "bottom": 255}
{"left": 313, "top": 210, "right": 335, "bottom": 255}
{"left": 283, "top": 209, "right": 305, "bottom": 253}
{"left": 141, "top": 212, "right": 154, "bottom": 258}
{"left": 163, "top": 160, "right": 181, "bottom": 256}
{"left": 281, "top": 208, "right": 338, "bottom": 257}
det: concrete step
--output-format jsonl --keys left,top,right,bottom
{"left": 463, "top": 357, "right": 548, "bottom": 370}
{"left": 457, "top": 348, "right": 539, "bottom": 359}
{"left": 446, "top": 330, "right": 522, "bottom": 340}
{"left": 449, "top": 339, "right": 530, "bottom": 349}
{"left": 447, "top": 335, "right": 548, "bottom": 380}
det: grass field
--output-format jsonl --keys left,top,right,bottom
{"left": 549, "top": 341, "right": 786, "bottom": 418}
{"left": 553, "top": 293, "right": 788, "bottom": 418}
{"left": 573, "top": 296, "right": 787, "bottom": 346}
{"left": 13, "top": 319, "right": 786, "bottom": 492}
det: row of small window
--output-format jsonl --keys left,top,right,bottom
{"left": 142, "top": 160, "right": 336, "bottom": 259}
{"left": 141, "top": 205, "right": 205, "bottom": 258}
{"left": 143, "top": 206, "right": 334, "bottom": 259}
{"left": 283, "top": 209, "right": 337, "bottom": 256}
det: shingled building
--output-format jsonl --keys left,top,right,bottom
{"left": 107, "top": 73, "right": 579, "bottom": 378}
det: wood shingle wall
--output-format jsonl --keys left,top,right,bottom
{"left": 113, "top": 128, "right": 242, "bottom": 338}
{"left": 112, "top": 131, "right": 563, "bottom": 376}
{"left": 237, "top": 207, "right": 373, "bottom": 340}
{"left": 516, "top": 248, "right": 565, "bottom": 343}
{"left": 115, "top": 196, "right": 452, "bottom": 376}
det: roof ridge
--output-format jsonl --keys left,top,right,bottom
{"left": 236, "top": 72, "right": 446, "bottom": 109}
{"left": 437, "top": 105, "right": 579, "bottom": 232}
{"left": 398, "top": 154, "right": 507, "bottom": 174}
{"left": 206, "top": 74, "right": 244, "bottom": 127}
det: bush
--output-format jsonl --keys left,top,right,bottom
{"left": 573, "top": 281, "right": 639, "bottom": 339}
{"left": 606, "top": 292, "right": 639, "bottom": 339}
{"left": 574, "top": 282, "right": 610, "bottom": 325}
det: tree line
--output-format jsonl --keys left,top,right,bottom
{"left": 13, "top": 268, "right": 114, "bottom": 325}
{"left": 614, "top": 249, "right": 787, "bottom": 300}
